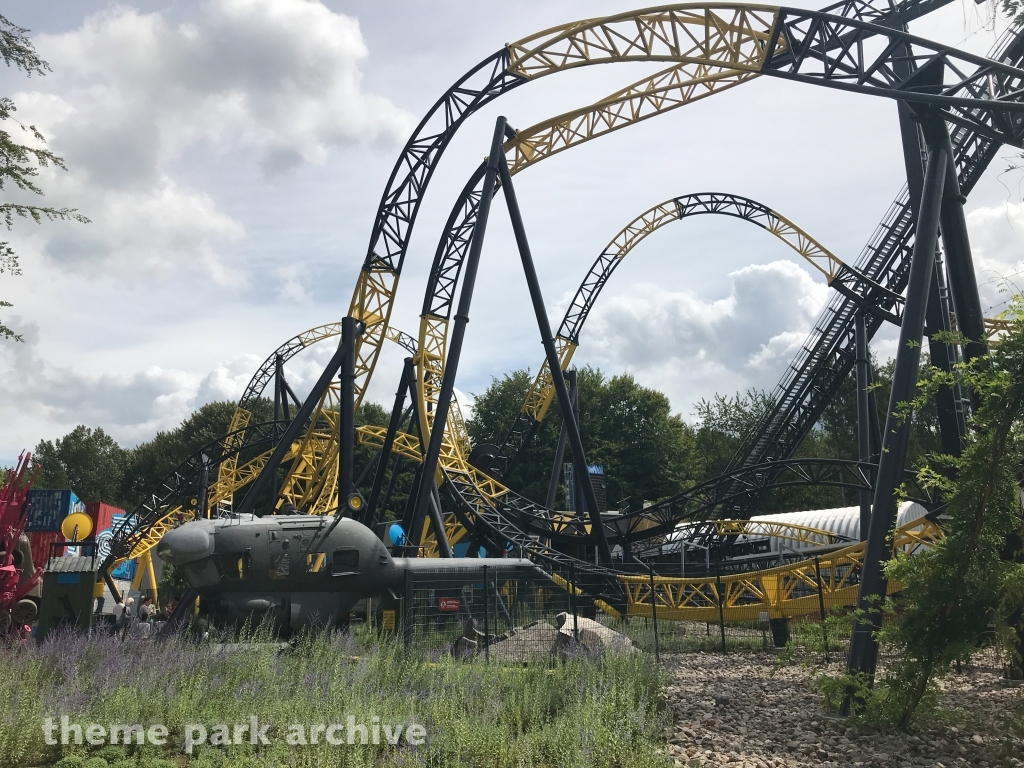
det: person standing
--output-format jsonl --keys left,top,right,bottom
{"left": 119, "top": 597, "right": 135, "bottom": 639}
{"left": 137, "top": 596, "right": 154, "bottom": 623}
{"left": 136, "top": 596, "right": 155, "bottom": 638}
{"left": 112, "top": 599, "right": 127, "bottom": 635}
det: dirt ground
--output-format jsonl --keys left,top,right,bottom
{"left": 659, "top": 650, "right": 1024, "bottom": 768}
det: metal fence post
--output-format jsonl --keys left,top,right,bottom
{"left": 715, "top": 564, "right": 727, "bottom": 654}
{"left": 569, "top": 562, "right": 579, "bottom": 644}
{"left": 814, "top": 556, "right": 830, "bottom": 662}
{"left": 403, "top": 568, "right": 412, "bottom": 651}
{"left": 482, "top": 564, "right": 490, "bottom": 663}
{"left": 648, "top": 563, "right": 660, "bottom": 664}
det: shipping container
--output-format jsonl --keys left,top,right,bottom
{"left": 25, "top": 490, "right": 85, "bottom": 532}
{"left": 85, "top": 502, "right": 123, "bottom": 534}
{"left": 29, "top": 531, "right": 65, "bottom": 568}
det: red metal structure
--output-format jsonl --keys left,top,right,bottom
{"left": 1, "top": 452, "right": 41, "bottom": 638}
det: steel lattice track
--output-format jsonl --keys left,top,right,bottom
{"left": 724, "top": 23, "right": 1024, "bottom": 516}
{"left": 98, "top": 0, "right": 1012, "bottom": 595}
{"left": 450, "top": 22, "right": 1024, "bottom": 567}
{"left": 446, "top": 458, "right": 938, "bottom": 549}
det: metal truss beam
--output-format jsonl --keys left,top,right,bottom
{"left": 622, "top": 517, "right": 942, "bottom": 621}
{"left": 724, "top": 25, "right": 1024, "bottom": 516}
{"left": 230, "top": 1, "right": 997, "bottom": 539}
{"left": 492, "top": 192, "right": 904, "bottom": 479}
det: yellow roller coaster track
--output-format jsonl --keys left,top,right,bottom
{"left": 214, "top": 4, "right": 1019, "bottom": 558}
{"left": 613, "top": 516, "right": 941, "bottom": 621}
{"left": 110, "top": 325, "right": 423, "bottom": 576}
{"left": 517, "top": 196, "right": 853, "bottom": 431}
{"left": 257, "top": 6, "right": 783, "bottom": 526}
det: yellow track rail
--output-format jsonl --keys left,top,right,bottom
{"left": 618, "top": 517, "right": 941, "bottom": 621}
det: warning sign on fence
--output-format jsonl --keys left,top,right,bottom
{"left": 382, "top": 610, "right": 395, "bottom": 630}
{"left": 438, "top": 597, "right": 460, "bottom": 612}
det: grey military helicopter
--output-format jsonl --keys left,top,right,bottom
{"left": 157, "top": 512, "right": 545, "bottom": 634}
{"left": 154, "top": 321, "right": 552, "bottom": 634}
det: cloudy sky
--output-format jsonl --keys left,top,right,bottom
{"left": 1, "top": 0, "right": 1022, "bottom": 462}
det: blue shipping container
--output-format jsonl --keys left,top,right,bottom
{"left": 25, "top": 489, "right": 85, "bottom": 532}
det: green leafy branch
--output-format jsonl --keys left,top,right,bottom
{"left": 0, "top": 14, "right": 88, "bottom": 342}
{"left": 0, "top": 14, "right": 49, "bottom": 77}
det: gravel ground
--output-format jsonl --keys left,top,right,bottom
{"left": 660, "top": 650, "right": 1024, "bottom": 768}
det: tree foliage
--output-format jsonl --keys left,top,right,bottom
{"left": 1004, "top": 0, "right": 1024, "bottom": 25}
{"left": 468, "top": 366, "right": 697, "bottom": 509}
{"left": 30, "top": 399, "right": 396, "bottom": 514}
{"left": 33, "top": 426, "right": 128, "bottom": 504}
{"left": 119, "top": 400, "right": 270, "bottom": 506}
{"left": 879, "top": 299, "right": 1024, "bottom": 725}
{"left": 33, "top": 402, "right": 263, "bottom": 509}
{"left": 0, "top": 14, "right": 87, "bottom": 341}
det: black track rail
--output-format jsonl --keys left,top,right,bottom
{"left": 725, "top": 23, "right": 1024, "bottom": 517}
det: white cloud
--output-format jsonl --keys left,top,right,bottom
{"left": 193, "top": 353, "right": 264, "bottom": 404}
{"left": 965, "top": 199, "right": 1024, "bottom": 315}
{"left": 8, "top": 0, "right": 412, "bottom": 283}
{"left": 1, "top": 320, "right": 197, "bottom": 444}
{"left": 0, "top": 318, "right": 271, "bottom": 447}
{"left": 582, "top": 260, "right": 829, "bottom": 414}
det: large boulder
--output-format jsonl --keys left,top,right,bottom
{"left": 555, "top": 612, "right": 636, "bottom": 655}
{"left": 486, "top": 620, "right": 560, "bottom": 663}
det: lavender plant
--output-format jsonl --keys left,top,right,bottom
{"left": 0, "top": 623, "right": 670, "bottom": 768}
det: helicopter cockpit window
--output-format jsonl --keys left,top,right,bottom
{"left": 269, "top": 553, "right": 290, "bottom": 580}
{"left": 306, "top": 552, "right": 326, "bottom": 573}
{"left": 181, "top": 558, "right": 221, "bottom": 588}
{"left": 217, "top": 551, "right": 249, "bottom": 580}
{"left": 331, "top": 549, "right": 359, "bottom": 576}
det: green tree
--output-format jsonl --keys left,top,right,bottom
{"left": 581, "top": 370, "right": 696, "bottom": 507}
{"left": 467, "top": 366, "right": 697, "bottom": 509}
{"left": 691, "top": 353, "right": 950, "bottom": 513}
{"left": 877, "top": 301, "right": 1024, "bottom": 725}
{"left": 692, "top": 388, "right": 774, "bottom": 480}
{"left": 30, "top": 398, "right": 394, "bottom": 513}
{"left": 1005, "top": 0, "right": 1024, "bottom": 24}
{"left": 33, "top": 426, "right": 128, "bottom": 504}
{"left": 121, "top": 401, "right": 245, "bottom": 506}
{"left": 0, "top": 14, "right": 87, "bottom": 341}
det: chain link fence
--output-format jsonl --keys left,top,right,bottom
{"left": 372, "top": 562, "right": 873, "bottom": 665}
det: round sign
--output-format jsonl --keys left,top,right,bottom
{"left": 61, "top": 511, "right": 94, "bottom": 542}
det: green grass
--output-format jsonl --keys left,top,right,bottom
{"left": 0, "top": 625, "right": 672, "bottom": 768}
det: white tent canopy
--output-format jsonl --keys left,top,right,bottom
{"left": 666, "top": 501, "right": 929, "bottom": 556}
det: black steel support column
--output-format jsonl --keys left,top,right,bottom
{"left": 545, "top": 369, "right": 577, "bottom": 510}
{"left": 196, "top": 454, "right": 211, "bottom": 520}
{"left": 273, "top": 354, "right": 283, "bottom": 424}
{"left": 925, "top": 252, "right": 966, "bottom": 454}
{"left": 846, "top": 122, "right": 947, "bottom": 690}
{"left": 339, "top": 316, "right": 358, "bottom": 513}
{"left": 377, "top": 451, "right": 405, "bottom": 530}
{"left": 234, "top": 340, "right": 348, "bottom": 518}
{"left": 895, "top": 44, "right": 965, "bottom": 456}
{"left": 366, "top": 358, "right": 415, "bottom": 526}
{"left": 867, "top": 363, "right": 883, "bottom": 461}
{"left": 408, "top": 116, "right": 507, "bottom": 546}
{"left": 497, "top": 160, "right": 613, "bottom": 565}
{"left": 933, "top": 116, "right": 988, "bottom": 368}
{"left": 428, "top": 483, "right": 453, "bottom": 558}
{"left": 855, "top": 314, "right": 872, "bottom": 541}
